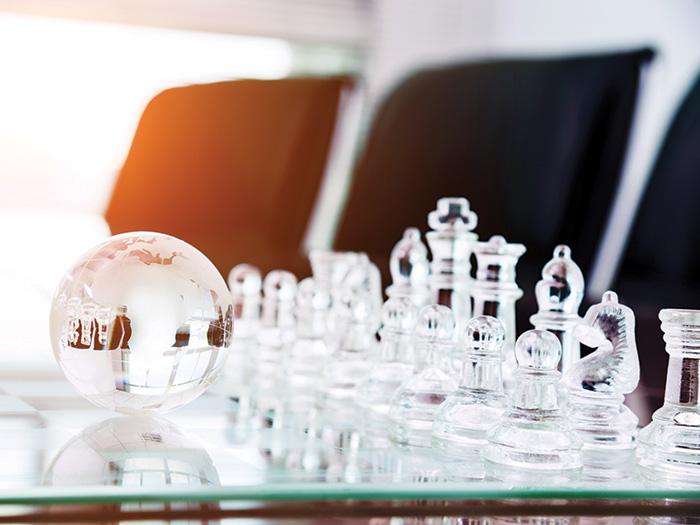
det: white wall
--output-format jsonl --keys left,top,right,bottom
{"left": 362, "top": 0, "right": 700, "bottom": 295}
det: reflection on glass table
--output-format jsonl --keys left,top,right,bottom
{"left": 0, "top": 374, "right": 697, "bottom": 522}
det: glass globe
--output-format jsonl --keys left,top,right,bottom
{"left": 50, "top": 232, "right": 233, "bottom": 414}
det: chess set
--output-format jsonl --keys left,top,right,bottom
{"left": 221, "top": 196, "right": 700, "bottom": 485}
{"left": 25, "top": 195, "right": 699, "bottom": 502}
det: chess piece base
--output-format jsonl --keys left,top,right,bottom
{"left": 637, "top": 403, "right": 700, "bottom": 482}
{"left": 389, "top": 367, "right": 456, "bottom": 447}
{"left": 485, "top": 409, "right": 582, "bottom": 470}
{"left": 568, "top": 392, "right": 639, "bottom": 450}
{"left": 432, "top": 388, "right": 506, "bottom": 447}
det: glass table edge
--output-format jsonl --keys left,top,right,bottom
{"left": 2, "top": 483, "right": 700, "bottom": 506}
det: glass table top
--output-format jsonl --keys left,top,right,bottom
{"left": 0, "top": 372, "right": 698, "bottom": 520}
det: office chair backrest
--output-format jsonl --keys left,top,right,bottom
{"left": 106, "top": 76, "right": 352, "bottom": 278}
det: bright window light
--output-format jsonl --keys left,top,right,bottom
{"left": 0, "top": 13, "right": 294, "bottom": 213}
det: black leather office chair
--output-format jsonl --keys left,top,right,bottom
{"left": 334, "top": 49, "right": 653, "bottom": 331}
{"left": 614, "top": 73, "right": 700, "bottom": 413}
{"left": 106, "top": 76, "right": 353, "bottom": 279}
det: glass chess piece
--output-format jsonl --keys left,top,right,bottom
{"left": 345, "top": 253, "right": 384, "bottom": 319}
{"left": 50, "top": 232, "right": 232, "bottom": 414}
{"left": 223, "top": 264, "right": 262, "bottom": 406}
{"left": 386, "top": 227, "right": 431, "bottom": 307}
{"left": 389, "top": 305, "right": 458, "bottom": 447}
{"left": 250, "top": 270, "right": 297, "bottom": 413}
{"left": 471, "top": 235, "right": 526, "bottom": 390}
{"left": 637, "top": 309, "right": 700, "bottom": 482}
{"left": 530, "top": 245, "right": 584, "bottom": 373}
{"left": 319, "top": 290, "right": 378, "bottom": 417}
{"left": 355, "top": 297, "right": 418, "bottom": 438}
{"left": 485, "top": 329, "right": 582, "bottom": 471}
{"left": 426, "top": 197, "right": 478, "bottom": 325}
{"left": 432, "top": 315, "right": 507, "bottom": 450}
{"left": 563, "top": 291, "right": 640, "bottom": 449}
{"left": 279, "top": 277, "right": 332, "bottom": 417}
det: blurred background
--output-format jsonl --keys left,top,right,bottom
{"left": 0, "top": 0, "right": 699, "bottom": 421}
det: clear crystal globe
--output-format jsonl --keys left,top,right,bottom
{"left": 49, "top": 232, "right": 233, "bottom": 414}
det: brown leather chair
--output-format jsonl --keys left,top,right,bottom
{"left": 106, "top": 76, "right": 353, "bottom": 279}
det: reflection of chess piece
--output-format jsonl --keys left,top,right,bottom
{"left": 355, "top": 297, "right": 418, "bottom": 437}
{"left": 109, "top": 305, "right": 132, "bottom": 350}
{"left": 471, "top": 235, "right": 526, "bottom": 389}
{"left": 485, "top": 329, "right": 582, "bottom": 471}
{"left": 389, "top": 305, "right": 457, "bottom": 447}
{"left": 433, "top": 316, "right": 507, "bottom": 449}
{"left": 426, "top": 197, "right": 478, "bottom": 326}
{"left": 386, "top": 227, "right": 430, "bottom": 307}
{"left": 564, "top": 291, "right": 640, "bottom": 449}
{"left": 530, "top": 245, "right": 584, "bottom": 373}
{"left": 637, "top": 309, "right": 700, "bottom": 483}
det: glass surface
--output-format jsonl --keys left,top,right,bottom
{"left": 0, "top": 372, "right": 697, "bottom": 510}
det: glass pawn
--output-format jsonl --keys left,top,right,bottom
{"left": 432, "top": 315, "right": 507, "bottom": 450}
{"left": 563, "top": 291, "right": 640, "bottom": 449}
{"left": 279, "top": 277, "right": 332, "bottom": 416}
{"left": 485, "top": 329, "right": 582, "bottom": 470}
{"left": 355, "top": 297, "right": 418, "bottom": 437}
{"left": 386, "top": 227, "right": 430, "bottom": 307}
{"left": 471, "top": 235, "right": 526, "bottom": 389}
{"left": 251, "top": 270, "right": 297, "bottom": 413}
{"left": 389, "top": 305, "right": 458, "bottom": 447}
{"left": 637, "top": 309, "right": 700, "bottom": 482}
{"left": 224, "top": 264, "right": 262, "bottom": 414}
{"left": 319, "top": 290, "right": 378, "bottom": 415}
{"left": 530, "top": 245, "right": 584, "bottom": 373}
{"left": 425, "top": 197, "right": 478, "bottom": 325}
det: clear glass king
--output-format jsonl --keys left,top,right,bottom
{"left": 471, "top": 234, "right": 526, "bottom": 387}
{"left": 563, "top": 291, "right": 640, "bottom": 449}
{"left": 425, "top": 197, "right": 478, "bottom": 326}
{"left": 530, "top": 245, "right": 584, "bottom": 373}
{"left": 637, "top": 309, "right": 700, "bottom": 482}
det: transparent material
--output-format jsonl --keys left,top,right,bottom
{"left": 49, "top": 232, "right": 232, "bottom": 414}
{"left": 0, "top": 373, "right": 697, "bottom": 513}
{"left": 223, "top": 263, "right": 262, "bottom": 404}
{"left": 389, "top": 305, "right": 457, "bottom": 447}
{"left": 355, "top": 297, "right": 417, "bottom": 436}
{"left": 319, "top": 290, "right": 376, "bottom": 414}
{"left": 638, "top": 308, "right": 700, "bottom": 483}
{"left": 433, "top": 316, "right": 507, "bottom": 450}
{"left": 386, "top": 227, "right": 430, "bottom": 307}
{"left": 471, "top": 234, "right": 526, "bottom": 388}
{"left": 564, "top": 291, "right": 640, "bottom": 449}
{"left": 530, "top": 244, "right": 584, "bottom": 372}
{"left": 250, "top": 270, "right": 297, "bottom": 412}
{"left": 485, "top": 329, "right": 583, "bottom": 471}
{"left": 426, "top": 197, "right": 478, "bottom": 324}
